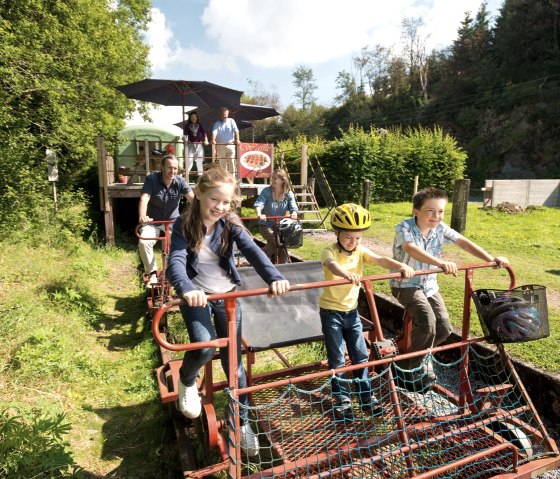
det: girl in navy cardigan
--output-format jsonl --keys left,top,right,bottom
{"left": 167, "top": 167, "right": 289, "bottom": 456}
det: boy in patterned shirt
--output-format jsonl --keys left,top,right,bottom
{"left": 390, "top": 187, "right": 509, "bottom": 392}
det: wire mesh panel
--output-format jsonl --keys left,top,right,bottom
{"left": 471, "top": 285, "right": 549, "bottom": 343}
{"left": 224, "top": 345, "right": 556, "bottom": 478}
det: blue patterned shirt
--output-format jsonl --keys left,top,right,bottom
{"left": 390, "top": 217, "right": 461, "bottom": 297}
{"left": 254, "top": 187, "right": 298, "bottom": 228}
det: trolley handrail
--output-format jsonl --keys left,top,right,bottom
{"left": 134, "top": 219, "right": 176, "bottom": 241}
{"left": 152, "top": 261, "right": 515, "bottom": 352}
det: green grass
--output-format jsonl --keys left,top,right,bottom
{"left": 0, "top": 240, "right": 180, "bottom": 478}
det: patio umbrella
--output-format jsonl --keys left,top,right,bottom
{"left": 115, "top": 79, "right": 244, "bottom": 123}
{"left": 174, "top": 103, "right": 280, "bottom": 131}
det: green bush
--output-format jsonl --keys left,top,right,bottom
{"left": 1, "top": 189, "right": 92, "bottom": 249}
{"left": 276, "top": 134, "right": 327, "bottom": 172}
{"left": 306, "top": 126, "right": 467, "bottom": 203}
{"left": 0, "top": 407, "right": 82, "bottom": 478}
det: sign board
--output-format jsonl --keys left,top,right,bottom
{"left": 238, "top": 143, "right": 273, "bottom": 179}
{"left": 46, "top": 148, "right": 59, "bottom": 182}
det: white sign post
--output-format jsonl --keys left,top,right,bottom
{"left": 46, "top": 148, "right": 58, "bottom": 211}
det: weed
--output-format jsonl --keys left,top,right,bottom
{"left": 0, "top": 406, "right": 83, "bottom": 478}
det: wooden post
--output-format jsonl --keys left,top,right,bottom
{"left": 96, "top": 136, "right": 115, "bottom": 246}
{"left": 144, "top": 139, "right": 150, "bottom": 174}
{"left": 413, "top": 175, "right": 419, "bottom": 195}
{"left": 451, "top": 179, "right": 470, "bottom": 233}
{"left": 301, "top": 145, "right": 308, "bottom": 187}
{"left": 362, "top": 179, "right": 371, "bottom": 210}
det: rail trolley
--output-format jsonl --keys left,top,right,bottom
{"left": 135, "top": 220, "right": 176, "bottom": 316}
{"left": 149, "top": 257, "right": 560, "bottom": 479}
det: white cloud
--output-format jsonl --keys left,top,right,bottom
{"left": 200, "top": 0, "right": 491, "bottom": 68}
{"left": 145, "top": 7, "right": 239, "bottom": 75}
{"left": 137, "top": 0, "right": 499, "bottom": 110}
{"left": 425, "top": 0, "right": 489, "bottom": 50}
{"left": 127, "top": 105, "right": 185, "bottom": 129}
{"left": 145, "top": 8, "right": 175, "bottom": 70}
{"left": 201, "top": 0, "right": 409, "bottom": 67}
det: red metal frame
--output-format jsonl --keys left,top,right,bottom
{"left": 151, "top": 262, "right": 560, "bottom": 478}
{"left": 135, "top": 220, "right": 175, "bottom": 314}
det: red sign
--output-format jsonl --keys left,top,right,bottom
{"left": 238, "top": 143, "right": 274, "bottom": 178}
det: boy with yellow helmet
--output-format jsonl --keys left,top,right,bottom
{"left": 320, "top": 203, "right": 414, "bottom": 418}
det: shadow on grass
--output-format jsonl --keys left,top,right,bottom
{"left": 546, "top": 269, "right": 560, "bottom": 276}
{"left": 88, "top": 400, "right": 182, "bottom": 479}
{"left": 91, "top": 292, "right": 151, "bottom": 351}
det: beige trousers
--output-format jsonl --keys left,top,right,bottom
{"left": 216, "top": 144, "right": 237, "bottom": 174}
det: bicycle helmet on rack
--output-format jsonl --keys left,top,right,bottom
{"left": 330, "top": 204, "right": 372, "bottom": 231}
{"left": 491, "top": 305, "right": 541, "bottom": 342}
{"left": 278, "top": 218, "right": 303, "bottom": 248}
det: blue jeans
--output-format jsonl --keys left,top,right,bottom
{"left": 320, "top": 308, "right": 371, "bottom": 405}
{"left": 179, "top": 298, "right": 249, "bottom": 422}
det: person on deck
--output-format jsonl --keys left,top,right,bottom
{"left": 211, "top": 107, "right": 240, "bottom": 175}
{"left": 183, "top": 111, "right": 208, "bottom": 179}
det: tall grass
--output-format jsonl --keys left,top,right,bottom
{"left": 0, "top": 240, "right": 180, "bottom": 478}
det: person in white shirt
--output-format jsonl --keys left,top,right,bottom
{"left": 211, "top": 107, "right": 240, "bottom": 175}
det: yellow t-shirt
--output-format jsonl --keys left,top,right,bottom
{"left": 319, "top": 243, "right": 369, "bottom": 312}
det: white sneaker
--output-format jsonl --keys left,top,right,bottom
{"left": 423, "top": 360, "right": 436, "bottom": 382}
{"left": 146, "top": 273, "right": 158, "bottom": 289}
{"left": 177, "top": 381, "right": 201, "bottom": 419}
{"left": 240, "top": 423, "right": 259, "bottom": 457}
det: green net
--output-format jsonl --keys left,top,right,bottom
{"left": 224, "top": 345, "right": 555, "bottom": 478}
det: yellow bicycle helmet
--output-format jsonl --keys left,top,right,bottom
{"left": 330, "top": 203, "right": 372, "bottom": 231}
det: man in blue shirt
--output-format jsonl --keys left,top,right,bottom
{"left": 138, "top": 154, "right": 194, "bottom": 287}
{"left": 211, "top": 107, "right": 240, "bottom": 175}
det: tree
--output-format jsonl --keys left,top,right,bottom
{"left": 245, "top": 78, "right": 281, "bottom": 110}
{"left": 292, "top": 65, "right": 318, "bottom": 111}
{"left": 334, "top": 70, "right": 358, "bottom": 105}
{"left": 493, "top": 0, "right": 560, "bottom": 83}
{"left": 241, "top": 78, "right": 281, "bottom": 142}
{"left": 0, "top": 0, "right": 151, "bottom": 234}
{"left": 401, "top": 17, "right": 430, "bottom": 100}
{"left": 363, "top": 45, "right": 393, "bottom": 99}
{"left": 279, "top": 104, "right": 327, "bottom": 139}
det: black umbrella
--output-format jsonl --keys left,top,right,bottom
{"left": 115, "top": 79, "right": 244, "bottom": 123}
{"left": 175, "top": 103, "right": 280, "bottom": 131}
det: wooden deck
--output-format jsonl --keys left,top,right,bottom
{"left": 96, "top": 136, "right": 328, "bottom": 245}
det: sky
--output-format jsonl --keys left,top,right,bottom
{"left": 126, "top": 0, "right": 503, "bottom": 127}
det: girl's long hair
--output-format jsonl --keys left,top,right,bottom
{"left": 181, "top": 167, "right": 244, "bottom": 255}
{"left": 272, "top": 168, "right": 290, "bottom": 196}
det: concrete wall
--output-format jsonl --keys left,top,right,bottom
{"left": 483, "top": 179, "right": 560, "bottom": 208}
